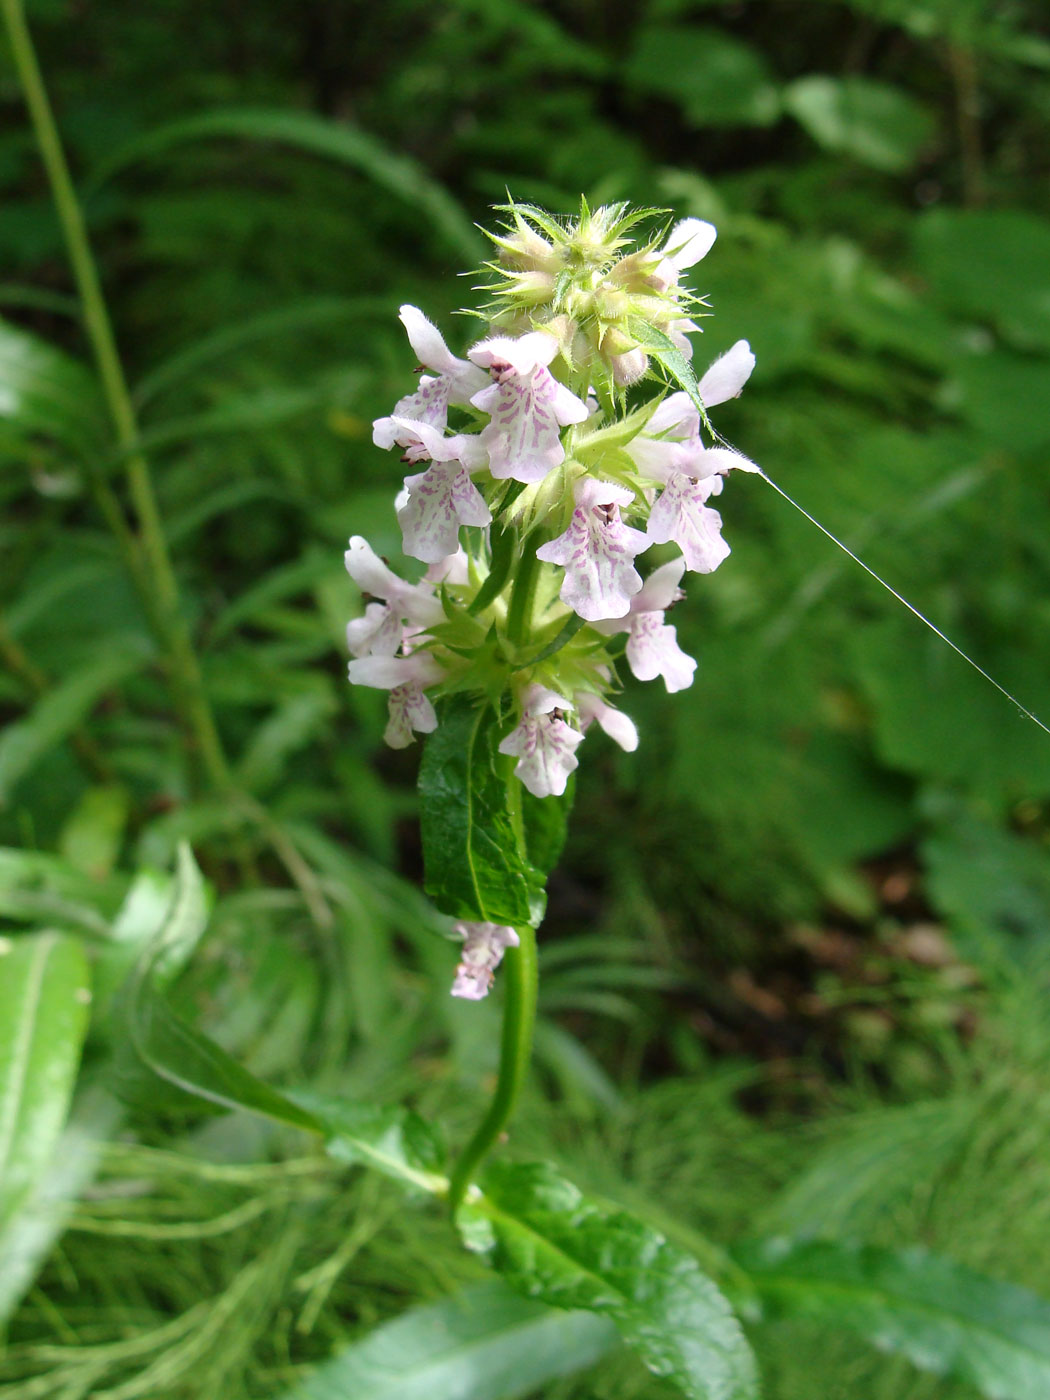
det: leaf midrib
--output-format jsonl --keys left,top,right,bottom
{"left": 0, "top": 935, "right": 54, "bottom": 1180}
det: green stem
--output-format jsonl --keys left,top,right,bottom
{"left": 447, "top": 924, "right": 538, "bottom": 1213}
{"left": 505, "top": 529, "right": 544, "bottom": 649}
{"left": 1, "top": 0, "right": 231, "bottom": 793}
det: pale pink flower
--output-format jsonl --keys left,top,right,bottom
{"left": 595, "top": 558, "right": 697, "bottom": 693}
{"left": 468, "top": 332, "right": 588, "bottom": 483}
{"left": 373, "top": 305, "right": 488, "bottom": 449}
{"left": 346, "top": 652, "right": 444, "bottom": 749}
{"left": 344, "top": 536, "right": 444, "bottom": 657}
{"left": 391, "top": 419, "right": 492, "bottom": 564}
{"left": 535, "top": 478, "right": 649, "bottom": 622}
{"left": 627, "top": 342, "right": 757, "bottom": 479}
{"left": 649, "top": 218, "right": 718, "bottom": 293}
{"left": 647, "top": 472, "right": 731, "bottom": 574}
{"left": 498, "top": 684, "right": 584, "bottom": 798}
{"left": 450, "top": 921, "right": 520, "bottom": 1001}
{"left": 577, "top": 692, "right": 639, "bottom": 752}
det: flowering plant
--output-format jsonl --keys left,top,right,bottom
{"left": 347, "top": 200, "right": 758, "bottom": 1006}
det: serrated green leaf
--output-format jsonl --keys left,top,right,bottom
{"left": 418, "top": 698, "right": 543, "bottom": 927}
{"left": 91, "top": 107, "right": 482, "bottom": 260}
{"left": 279, "top": 1280, "right": 617, "bottom": 1400}
{"left": 736, "top": 1236, "right": 1050, "bottom": 1399}
{"left": 465, "top": 1161, "right": 758, "bottom": 1400}
{"left": 0, "top": 933, "right": 92, "bottom": 1234}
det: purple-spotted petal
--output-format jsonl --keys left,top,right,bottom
{"left": 647, "top": 473, "right": 730, "bottom": 574}
{"left": 373, "top": 376, "right": 451, "bottom": 449}
{"left": 498, "top": 684, "right": 583, "bottom": 798}
{"left": 346, "top": 602, "right": 401, "bottom": 658}
{"left": 536, "top": 479, "right": 649, "bottom": 621}
{"left": 450, "top": 922, "right": 519, "bottom": 1001}
{"left": 472, "top": 367, "right": 588, "bottom": 484}
{"left": 398, "top": 460, "right": 493, "bottom": 564}
{"left": 384, "top": 684, "right": 438, "bottom": 749}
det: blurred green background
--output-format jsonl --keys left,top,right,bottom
{"left": 2, "top": 0, "right": 1050, "bottom": 1396}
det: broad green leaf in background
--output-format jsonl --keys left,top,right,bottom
{"left": 784, "top": 76, "right": 935, "bottom": 173}
{"left": 464, "top": 1161, "right": 758, "bottom": 1400}
{"left": 735, "top": 1237, "right": 1050, "bottom": 1399}
{"left": 914, "top": 208, "right": 1050, "bottom": 352}
{"left": 922, "top": 811, "right": 1050, "bottom": 971}
{"left": 0, "top": 318, "right": 108, "bottom": 454}
{"left": 624, "top": 26, "right": 780, "bottom": 128}
{"left": 944, "top": 347, "right": 1050, "bottom": 453}
{"left": 90, "top": 107, "right": 483, "bottom": 260}
{"left": 419, "top": 698, "right": 546, "bottom": 928}
{"left": 0, "top": 1085, "right": 121, "bottom": 1324}
{"left": 0, "top": 846, "right": 127, "bottom": 934}
{"left": 0, "top": 933, "right": 91, "bottom": 1232}
{"left": 279, "top": 1280, "right": 618, "bottom": 1400}
{"left": 119, "top": 843, "right": 323, "bottom": 1133}
{"left": 0, "top": 638, "right": 153, "bottom": 807}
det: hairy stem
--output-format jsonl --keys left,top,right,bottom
{"left": 447, "top": 924, "right": 538, "bottom": 1213}
{"left": 1, "top": 0, "right": 231, "bottom": 792}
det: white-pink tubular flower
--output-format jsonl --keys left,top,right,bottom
{"left": 697, "top": 340, "right": 756, "bottom": 408}
{"left": 577, "top": 692, "right": 639, "bottom": 752}
{"left": 450, "top": 921, "right": 520, "bottom": 1001}
{"left": 649, "top": 218, "right": 718, "bottom": 292}
{"left": 468, "top": 332, "right": 589, "bottom": 483}
{"left": 536, "top": 478, "right": 650, "bottom": 622}
{"left": 390, "top": 419, "right": 492, "bottom": 564}
{"left": 498, "top": 684, "right": 584, "bottom": 799}
{"left": 372, "top": 305, "right": 489, "bottom": 451}
{"left": 344, "top": 536, "right": 445, "bottom": 657}
{"left": 595, "top": 558, "right": 697, "bottom": 693}
{"left": 628, "top": 340, "right": 757, "bottom": 474}
{"left": 647, "top": 472, "right": 730, "bottom": 574}
{"left": 346, "top": 652, "right": 444, "bottom": 749}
